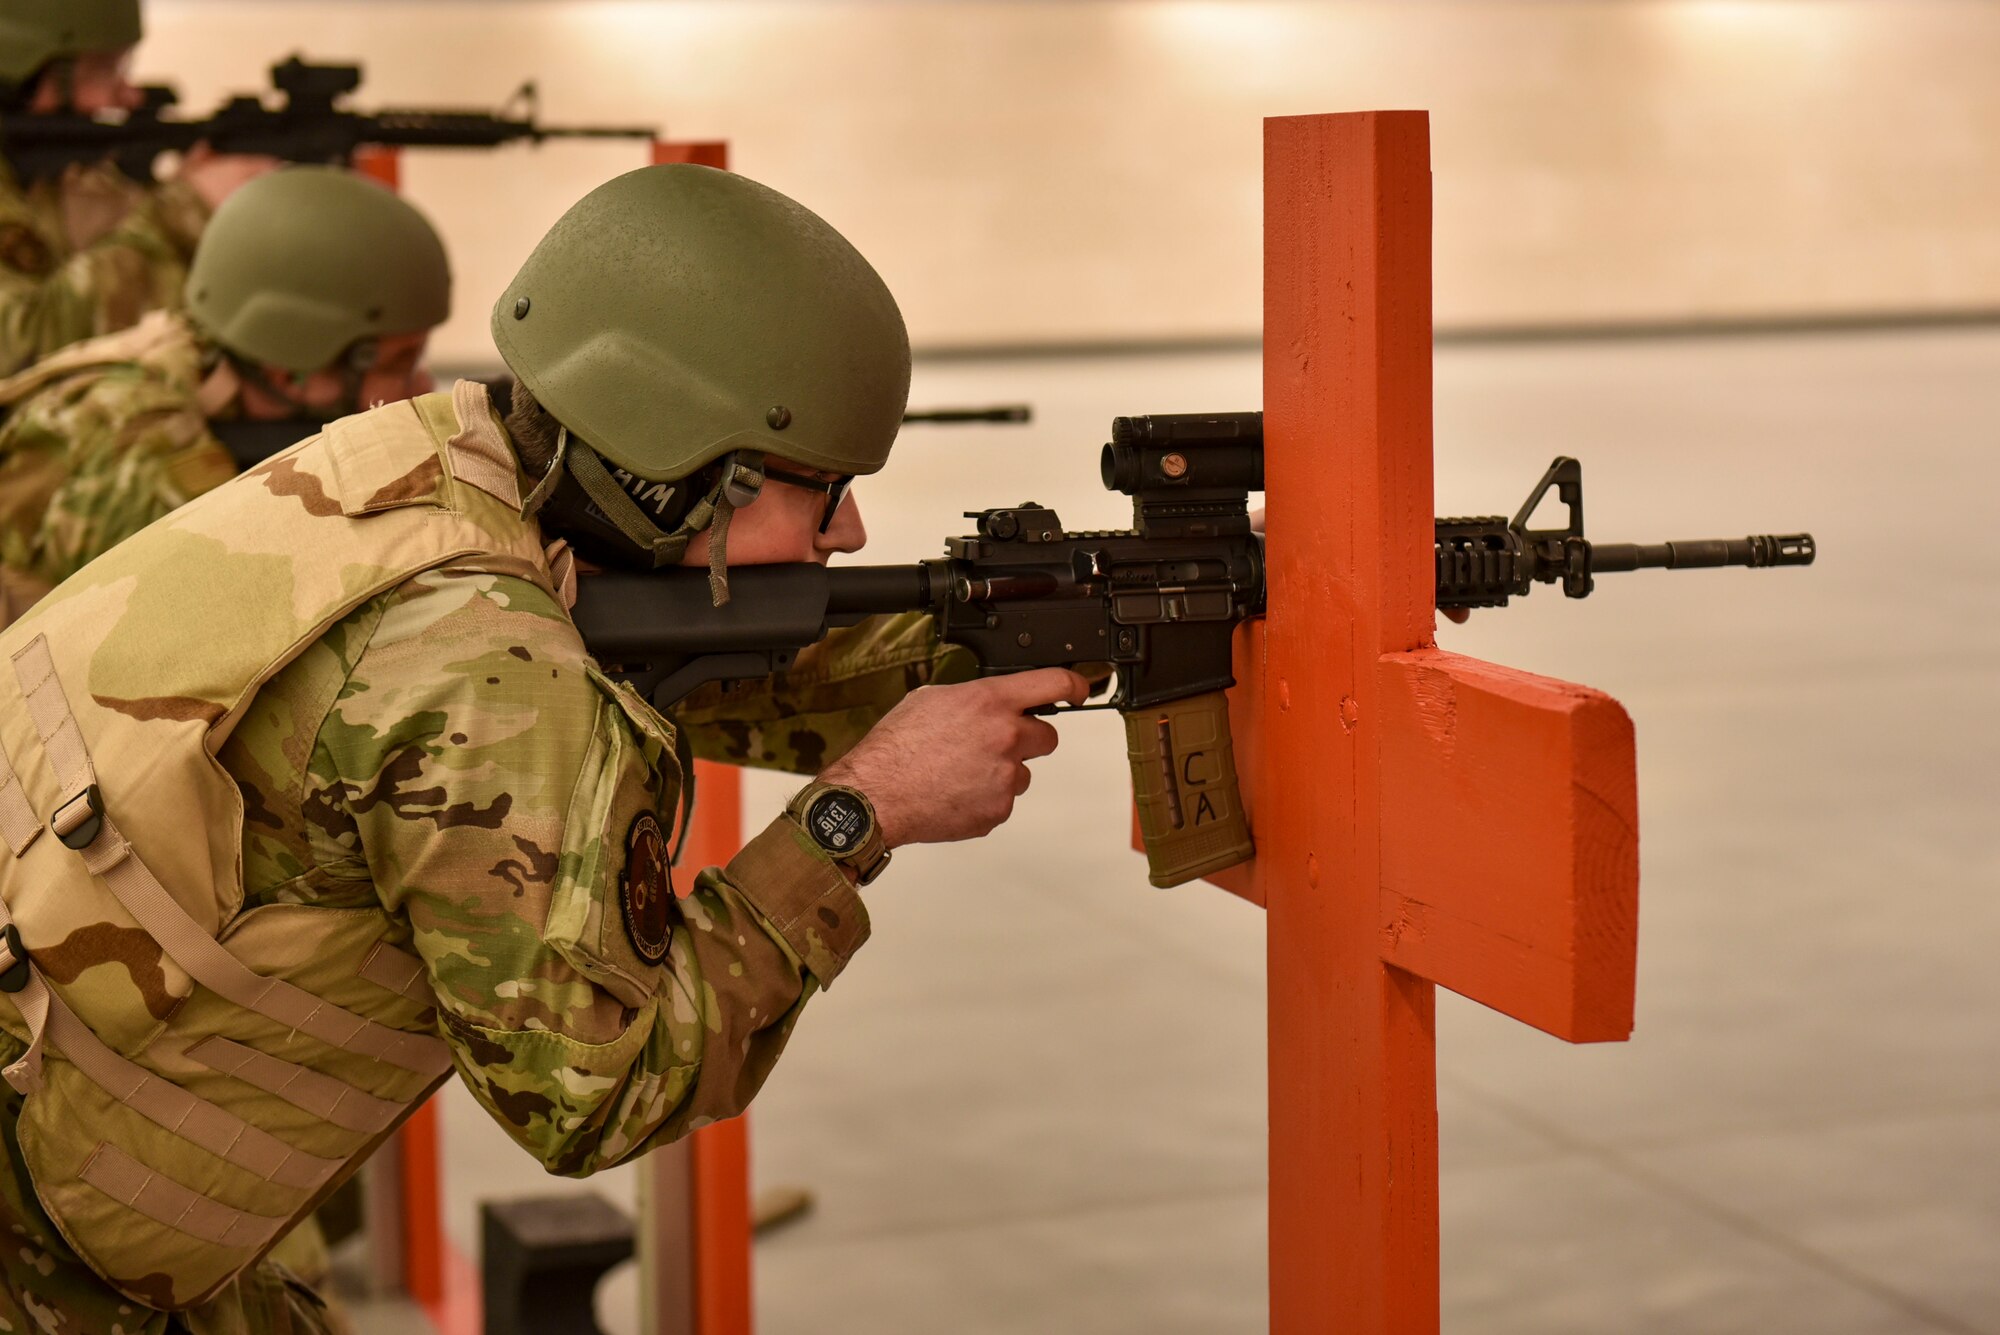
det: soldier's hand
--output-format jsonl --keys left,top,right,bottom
{"left": 178, "top": 144, "right": 287, "bottom": 212}
{"left": 820, "top": 668, "right": 1091, "bottom": 848}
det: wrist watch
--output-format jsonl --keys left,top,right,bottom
{"left": 785, "top": 781, "right": 892, "bottom": 886}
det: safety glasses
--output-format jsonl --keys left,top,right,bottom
{"left": 760, "top": 465, "right": 856, "bottom": 533}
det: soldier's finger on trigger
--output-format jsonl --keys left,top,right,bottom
{"left": 992, "top": 666, "right": 1089, "bottom": 709}
{"left": 1053, "top": 672, "right": 1090, "bottom": 707}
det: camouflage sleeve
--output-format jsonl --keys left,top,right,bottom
{"left": 671, "top": 611, "right": 978, "bottom": 773}
{"left": 0, "top": 365, "right": 237, "bottom": 587}
{"left": 0, "top": 178, "right": 207, "bottom": 377}
{"left": 315, "top": 567, "right": 867, "bottom": 1175}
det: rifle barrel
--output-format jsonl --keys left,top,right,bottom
{"left": 535, "top": 125, "right": 660, "bottom": 139}
{"left": 1591, "top": 533, "right": 1815, "bottom": 573}
{"left": 902, "top": 406, "right": 1032, "bottom": 424}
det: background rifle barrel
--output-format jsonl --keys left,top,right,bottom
{"left": 825, "top": 563, "right": 935, "bottom": 613}
{"left": 535, "top": 126, "right": 660, "bottom": 139}
{"left": 362, "top": 117, "right": 658, "bottom": 141}
{"left": 1590, "top": 533, "right": 1816, "bottom": 572}
{"left": 902, "top": 405, "right": 1032, "bottom": 424}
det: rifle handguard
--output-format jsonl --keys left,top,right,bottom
{"left": 1122, "top": 691, "right": 1254, "bottom": 888}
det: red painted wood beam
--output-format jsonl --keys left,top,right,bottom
{"left": 1259, "top": 109, "right": 1443, "bottom": 1335}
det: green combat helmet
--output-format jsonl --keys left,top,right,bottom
{"left": 0, "top": 0, "right": 142, "bottom": 88}
{"left": 184, "top": 165, "right": 451, "bottom": 374}
{"left": 491, "top": 163, "right": 910, "bottom": 597}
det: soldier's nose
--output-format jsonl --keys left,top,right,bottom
{"left": 819, "top": 494, "right": 866, "bottom": 556}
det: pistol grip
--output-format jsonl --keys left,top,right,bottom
{"left": 1122, "top": 691, "right": 1254, "bottom": 888}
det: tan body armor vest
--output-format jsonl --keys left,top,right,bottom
{"left": 0, "top": 382, "right": 554, "bottom": 1310}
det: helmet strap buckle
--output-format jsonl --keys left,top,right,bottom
{"left": 721, "top": 452, "right": 765, "bottom": 509}
{"left": 521, "top": 425, "right": 572, "bottom": 516}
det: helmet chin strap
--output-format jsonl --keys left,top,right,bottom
{"left": 536, "top": 434, "right": 766, "bottom": 606}
{"left": 519, "top": 425, "right": 572, "bottom": 516}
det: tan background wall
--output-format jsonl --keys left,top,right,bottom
{"left": 147, "top": 0, "right": 2000, "bottom": 364}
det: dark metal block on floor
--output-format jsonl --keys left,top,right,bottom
{"left": 481, "top": 1193, "right": 635, "bottom": 1335}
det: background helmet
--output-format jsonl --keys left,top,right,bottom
{"left": 492, "top": 163, "right": 911, "bottom": 487}
{"left": 184, "top": 166, "right": 451, "bottom": 373}
{"left": 0, "top": 0, "right": 142, "bottom": 87}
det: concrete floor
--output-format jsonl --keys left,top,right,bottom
{"left": 346, "top": 326, "right": 1998, "bottom": 1333}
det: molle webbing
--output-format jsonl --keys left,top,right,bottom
{"left": 38, "top": 987, "right": 340, "bottom": 1191}
{"left": 82, "top": 1145, "right": 284, "bottom": 1249}
{"left": 0, "top": 742, "right": 38, "bottom": 856}
{"left": 186, "top": 1036, "right": 405, "bottom": 1135}
{"left": 359, "top": 939, "right": 435, "bottom": 1006}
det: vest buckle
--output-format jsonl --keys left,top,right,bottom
{"left": 0, "top": 923, "right": 29, "bottom": 993}
{"left": 51, "top": 785, "right": 104, "bottom": 851}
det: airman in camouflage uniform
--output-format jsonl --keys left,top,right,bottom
{"left": 0, "top": 495, "right": 967, "bottom": 1335}
{"left": 0, "top": 163, "right": 1079, "bottom": 1332}
{"left": 0, "top": 157, "right": 211, "bottom": 380}
{"left": 0, "top": 165, "right": 448, "bottom": 626}
{"left": 0, "top": 0, "right": 281, "bottom": 376}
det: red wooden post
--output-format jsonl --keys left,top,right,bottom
{"left": 628, "top": 131, "right": 755, "bottom": 1335}
{"left": 1189, "top": 111, "right": 1642, "bottom": 1331}
{"left": 351, "top": 144, "right": 402, "bottom": 190}
{"left": 641, "top": 761, "right": 754, "bottom": 1335}
{"left": 397, "top": 1101, "right": 444, "bottom": 1305}
{"left": 652, "top": 140, "right": 731, "bottom": 169}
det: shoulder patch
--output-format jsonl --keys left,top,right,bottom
{"left": 621, "top": 811, "right": 675, "bottom": 965}
{"left": 0, "top": 223, "right": 53, "bottom": 276}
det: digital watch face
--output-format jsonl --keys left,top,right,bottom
{"left": 806, "top": 790, "right": 871, "bottom": 854}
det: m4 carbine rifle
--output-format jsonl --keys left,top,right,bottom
{"left": 0, "top": 56, "right": 656, "bottom": 184}
{"left": 571, "top": 411, "right": 1814, "bottom": 888}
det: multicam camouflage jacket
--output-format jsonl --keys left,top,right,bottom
{"left": 0, "top": 384, "right": 969, "bottom": 1333}
{"left": 0, "top": 308, "right": 239, "bottom": 622}
{"left": 0, "top": 159, "right": 208, "bottom": 378}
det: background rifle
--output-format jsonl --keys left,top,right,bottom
{"left": 0, "top": 56, "right": 656, "bottom": 184}
{"left": 572, "top": 411, "right": 1814, "bottom": 888}
{"left": 902, "top": 405, "right": 1032, "bottom": 424}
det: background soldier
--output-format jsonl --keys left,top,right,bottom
{"left": 0, "top": 163, "right": 1081, "bottom": 1333}
{"left": 0, "top": 0, "right": 280, "bottom": 375}
{"left": 0, "top": 164, "right": 448, "bottom": 624}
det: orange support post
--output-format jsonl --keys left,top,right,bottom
{"left": 641, "top": 759, "right": 754, "bottom": 1335}
{"left": 398, "top": 1100, "right": 444, "bottom": 1305}
{"left": 1164, "top": 111, "right": 1642, "bottom": 1331}
{"left": 351, "top": 144, "right": 402, "bottom": 190}
{"left": 631, "top": 133, "right": 754, "bottom": 1335}
{"left": 652, "top": 140, "right": 731, "bottom": 169}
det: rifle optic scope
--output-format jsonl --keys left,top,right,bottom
{"left": 1102, "top": 412, "right": 1265, "bottom": 497}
